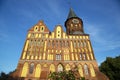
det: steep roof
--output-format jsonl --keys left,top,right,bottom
{"left": 67, "top": 8, "right": 78, "bottom": 19}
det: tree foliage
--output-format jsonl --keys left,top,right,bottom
{"left": 99, "top": 55, "right": 120, "bottom": 80}
{"left": 48, "top": 66, "right": 85, "bottom": 80}
{"left": 0, "top": 71, "right": 18, "bottom": 80}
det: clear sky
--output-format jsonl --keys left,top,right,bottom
{"left": 0, "top": 0, "right": 120, "bottom": 73}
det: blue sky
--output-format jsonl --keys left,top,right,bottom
{"left": 0, "top": 0, "right": 120, "bottom": 73}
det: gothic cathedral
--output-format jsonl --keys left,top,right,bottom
{"left": 12, "top": 8, "right": 109, "bottom": 80}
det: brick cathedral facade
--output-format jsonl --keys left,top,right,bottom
{"left": 12, "top": 8, "right": 109, "bottom": 80}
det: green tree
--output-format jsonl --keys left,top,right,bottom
{"left": 48, "top": 66, "right": 85, "bottom": 80}
{"left": 99, "top": 55, "right": 120, "bottom": 80}
{"left": 0, "top": 71, "right": 19, "bottom": 80}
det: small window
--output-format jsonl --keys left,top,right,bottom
{"left": 36, "top": 27, "right": 37, "bottom": 29}
{"left": 29, "top": 63, "right": 34, "bottom": 74}
{"left": 79, "top": 53, "right": 82, "bottom": 60}
{"left": 84, "top": 64, "right": 89, "bottom": 75}
{"left": 56, "top": 54, "right": 61, "bottom": 60}
{"left": 83, "top": 53, "right": 86, "bottom": 60}
{"left": 41, "top": 27, "right": 43, "bottom": 30}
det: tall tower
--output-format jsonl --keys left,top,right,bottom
{"left": 65, "top": 8, "right": 84, "bottom": 34}
{"left": 11, "top": 8, "right": 109, "bottom": 80}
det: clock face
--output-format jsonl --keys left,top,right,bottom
{"left": 72, "top": 19, "right": 79, "bottom": 23}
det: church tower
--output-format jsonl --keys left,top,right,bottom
{"left": 11, "top": 8, "right": 109, "bottom": 80}
{"left": 65, "top": 8, "right": 84, "bottom": 34}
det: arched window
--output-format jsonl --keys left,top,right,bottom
{"left": 90, "top": 64, "right": 96, "bottom": 77}
{"left": 78, "top": 64, "right": 83, "bottom": 77}
{"left": 21, "top": 62, "right": 28, "bottom": 77}
{"left": 35, "top": 64, "right": 41, "bottom": 78}
{"left": 65, "top": 64, "right": 70, "bottom": 71}
{"left": 64, "top": 54, "right": 70, "bottom": 60}
{"left": 49, "top": 64, "right": 55, "bottom": 72}
{"left": 83, "top": 53, "right": 86, "bottom": 60}
{"left": 84, "top": 64, "right": 89, "bottom": 75}
{"left": 79, "top": 53, "right": 82, "bottom": 60}
{"left": 58, "top": 64, "right": 63, "bottom": 72}
{"left": 29, "top": 63, "right": 34, "bottom": 74}
{"left": 40, "top": 26, "right": 44, "bottom": 32}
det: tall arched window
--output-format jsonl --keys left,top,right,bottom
{"left": 78, "top": 64, "right": 83, "bottom": 77}
{"left": 79, "top": 53, "right": 82, "bottom": 60}
{"left": 58, "top": 64, "right": 63, "bottom": 72}
{"left": 35, "top": 64, "right": 41, "bottom": 78}
{"left": 84, "top": 64, "right": 89, "bottom": 75}
{"left": 21, "top": 62, "right": 28, "bottom": 77}
{"left": 29, "top": 63, "right": 34, "bottom": 74}
{"left": 49, "top": 64, "right": 55, "bottom": 72}
{"left": 83, "top": 53, "right": 86, "bottom": 60}
{"left": 90, "top": 64, "right": 96, "bottom": 77}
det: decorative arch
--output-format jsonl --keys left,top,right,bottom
{"left": 84, "top": 64, "right": 89, "bottom": 75}
{"left": 21, "top": 62, "right": 28, "bottom": 77}
{"left": 57, "top": 64, "right": 63, "bottom": 72}
{"left": 35, "top": 64, "right": 41, "bottom": 78}
{"left": 65, "top": 64, "right": 70, "bottom": 71}
{"left": 78, "top": 64, "right": 83, "bottom": 77}
{"left": 90, "top": 64, "right": 96, "bottom": 77}
{"left": 49, "top": 64, "right": 55, "bottom": 72}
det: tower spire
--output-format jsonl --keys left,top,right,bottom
{"left": 65, "top": 8, "right": 84, "bottom": 34}
{"left": 67, "top": 8, "right": 78, "bottom": 19}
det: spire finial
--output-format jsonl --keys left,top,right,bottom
{"left": 67, "top": 8, "right": 78, "bottom": 19}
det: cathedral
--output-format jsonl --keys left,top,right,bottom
{"left": 12, "top": 8, "right": 109, "bottom": 80}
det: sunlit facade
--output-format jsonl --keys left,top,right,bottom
{"left": 12, "top": 8, "right": 109, "bottom": 80}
